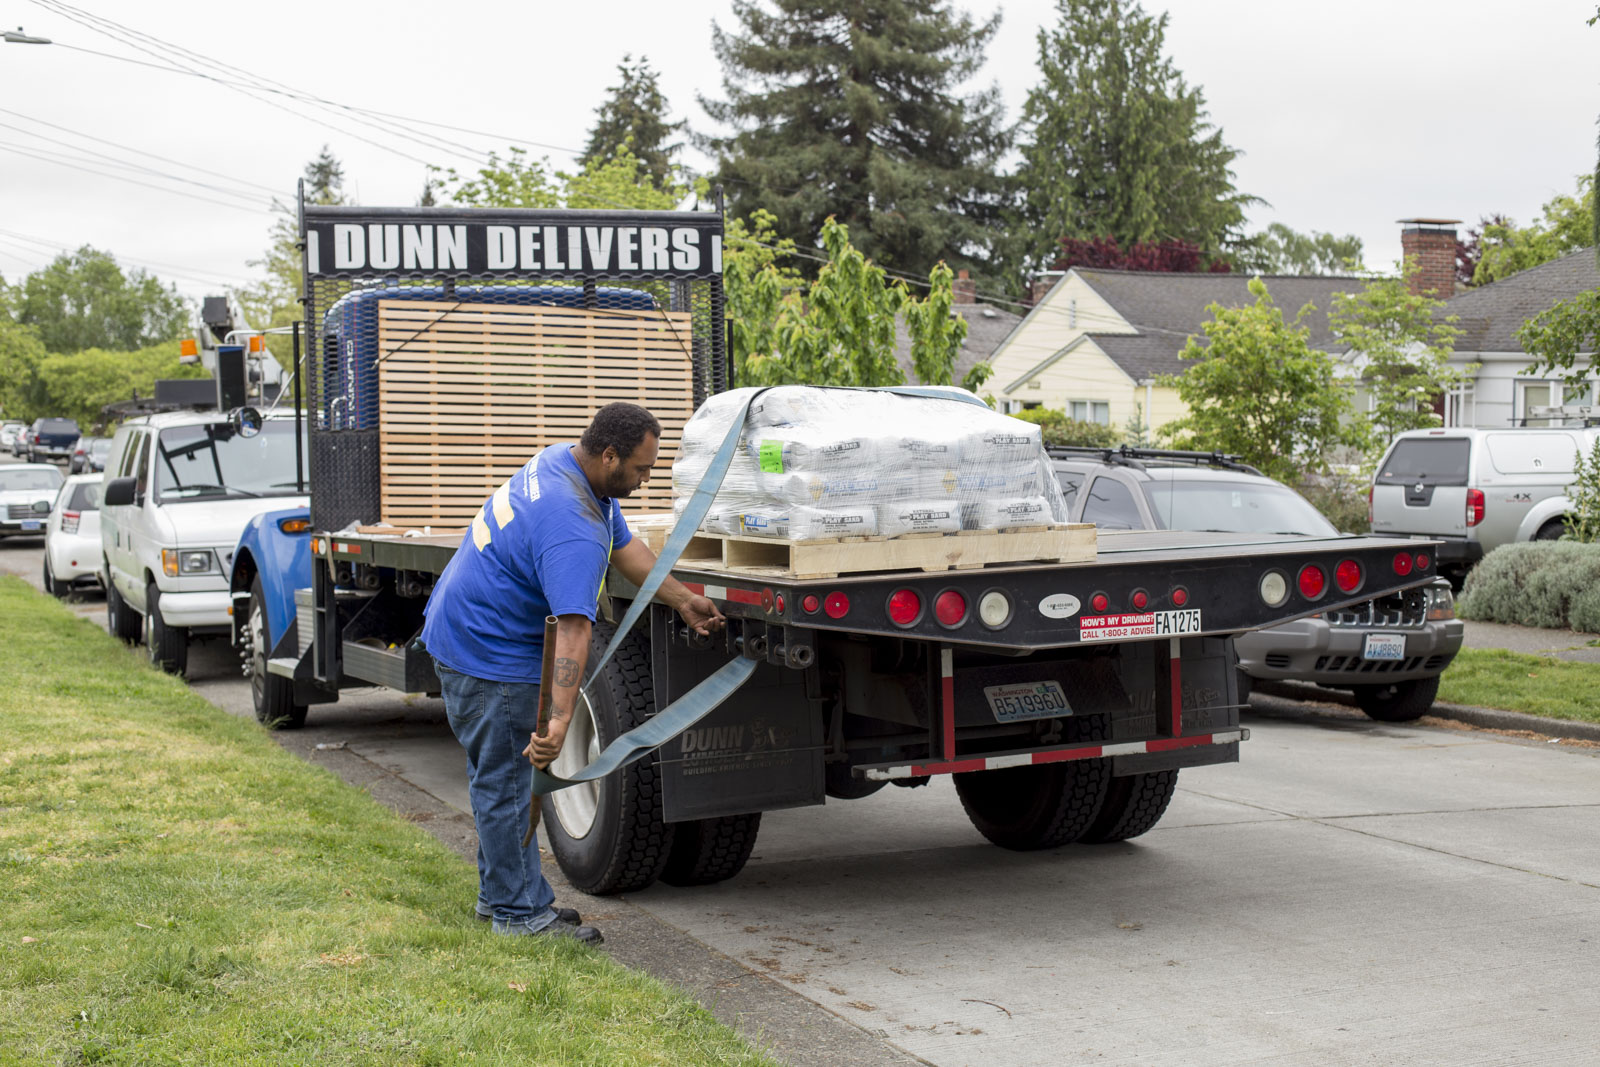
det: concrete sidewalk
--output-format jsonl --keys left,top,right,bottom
{"left": 1461, "top": 618, "right": 1600, "bottom": 663}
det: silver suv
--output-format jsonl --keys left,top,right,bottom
{"left": 1052, "top": 448, "right": 1462, "bottom": 722}
{"left": 1370, "top": 427, "right": 1600, "bottom": 586}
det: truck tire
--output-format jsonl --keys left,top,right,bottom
{"left": 543, "top": 621, "right": 675, "bottom": 895}
{"left": 1080, "top": 770, "right": 1180, "bottom": 844}
{"left": 953, "top": 717, "right": 1109, "bottom": 851}
{"left": 248, "top": 577, "right": 306, "bottom": 729}
{"left": 144, "top": 581, "right": 188, "bottom": 677}
{"left": 1535, "top": 519, "right": 1566, "bottom": 541}
{"left": 1351, "top": 675, "right": 1440, "bottom": 722}
{"left": 106, "top": 576, "right": 140, "bottom": 644}
{"left": 661, "top": 813, "right": 762, "bottom": 886}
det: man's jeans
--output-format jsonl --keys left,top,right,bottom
{"left": 434, "top": 659, "right": 557, "bottom": 931}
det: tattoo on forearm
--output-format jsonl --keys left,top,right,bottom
{"left": 554, "top": 657, "right": 580, "bottom": 687}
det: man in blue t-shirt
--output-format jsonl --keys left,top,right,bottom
{"left": 421, "top": 403, "right": 725, "bottom": 943}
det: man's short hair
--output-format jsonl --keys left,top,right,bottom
{"left": 581, "top": 403, "right": 662, "bottom": 459}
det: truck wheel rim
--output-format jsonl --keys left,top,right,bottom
{"left": 548, "top": 694, "right": 602, "bottom": 840}
{"left": 248, "top": 599, "right": 267, "bottom": 708}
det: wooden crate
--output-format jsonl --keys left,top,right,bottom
{"left": 375, "top": 300, "right": 695, "bottom": 527}
{"left": 627, "top": 517, "right": 1097, "bottom": 580}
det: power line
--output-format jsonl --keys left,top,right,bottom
{"left": 0, "top": 141, "right": 270, "bottom": 213}
{"left": 0, "top": 227, "right": 257, "bottom": 287}
{"left": 0, "top": 121, "right": 271, "bottom": 205}
{"left": 0, "top": 107, "right": 283, "bottom": 196}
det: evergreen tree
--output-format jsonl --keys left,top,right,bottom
{"left": 1010, "top": 0, "right": 1256, "bottom": 274}
{"left": 303, "top": 145, "right": 346, "bottom": 206}
{"left": 583, "top": 55, "right": 685, "bottom": 191}
{"left": 701, "top": 0, "right": 1008, "bottom": 282}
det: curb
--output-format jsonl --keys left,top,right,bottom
{"left": 1256, "top": 680, "right": 1600, "bottom": 743}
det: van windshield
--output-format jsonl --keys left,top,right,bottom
{"left": 1376, "top": 438, "right": 1470, "bottom": 486}
{"left": 154, "top": 421, "right": 306, "bottom": 501}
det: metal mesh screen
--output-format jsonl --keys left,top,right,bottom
{"left": 303, "top": 272, "right": 725, "bottom": 533}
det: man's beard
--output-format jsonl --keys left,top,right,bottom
{"left": 605, "top": 471, "right": 638, "bottom": 498}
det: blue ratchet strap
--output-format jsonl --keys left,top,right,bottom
{"left": 534, "top": 388, "right": 765, "bottom": 795}
{"left": 532, "top": 385, "right": 990, "bottom": 795}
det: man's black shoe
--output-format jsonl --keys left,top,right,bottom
{"left": 477, "top": 905, "right": 581, "bottom": 926}
{"left": 491, "top": 917, "right": 603, "bottom": 944}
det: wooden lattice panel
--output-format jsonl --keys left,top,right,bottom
{"left": 376, "top": 299, "right": 694, "bottom": 527}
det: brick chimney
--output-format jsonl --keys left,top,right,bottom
{"left": 1029, "top": 271, "right": 1064, "bottom": 306}
{"left": 1398, "top": 218, "right": 1460, "bottom": 299}
{"left": 952, "top": 269, "right": 977, "bottom": 305}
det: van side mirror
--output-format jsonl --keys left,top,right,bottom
{"left": 104, "top": 477, "right": 137, "bottom": 507}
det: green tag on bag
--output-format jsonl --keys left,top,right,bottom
{"left": 759, "top": 440, "right": 784, "bottom": 473}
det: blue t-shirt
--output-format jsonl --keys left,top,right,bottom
{"left": 421, "top": 444, "right": 633, "bottom": 683}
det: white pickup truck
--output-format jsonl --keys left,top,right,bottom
{"left": 101, "top": 409, "right": 307, "bottom": 676}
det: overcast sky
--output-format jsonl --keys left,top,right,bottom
{"left": 1, "top": 0, "right": 1596, "bottom": 308}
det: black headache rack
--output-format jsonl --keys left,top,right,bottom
{"left": 1046, "top": 444, "right": 1264, "bottom": 475}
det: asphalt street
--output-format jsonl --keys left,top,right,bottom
{"left": 5, "top": 499, "right": 1600, "bottom": 1065}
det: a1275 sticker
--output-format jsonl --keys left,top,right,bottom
{"left": 1079, "top": 609, "right": 1203, "bottom": 642}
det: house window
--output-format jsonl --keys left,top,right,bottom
{"left": 1021, "top": 401, "right": 1043, "bottom": 411}
{"left": 1069, "top": 400, "right": 1110, "bottom": 425}
{"left": 1444, "top": 382, "right": 1475, "bottom": 428}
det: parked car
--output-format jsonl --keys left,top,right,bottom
{"left": 1053, "top": 447, "right": 1463, "bottom": 721}
{"left": 71, "top": 435, "right": 112, "bottom": 474}
{"left": 1370, "top": 426, "right": 1600, "bottom": 587}
{"left": 0, "top": 421, "right": 24, "bottom": 451}
{"left": 11, "top": 425, "right": 31, "bottom": 458}
{"left": 0, "top": 463, "right": 66, "bottom": 539}
{"left": 101, "top": 410, "right": 309, "bottom": 676}
{"left": 43, "top": 474, "right": 104, "bottom": 597}
{"left": 27, "top": 417, "right": 81, "bottom": 464}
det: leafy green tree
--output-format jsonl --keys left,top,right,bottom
{"left": 1159, "top": 277, "right": 1364, "bottom": 483}
{"left": 1009, "top": 0, "right": 1257, "bottom": 274}
{"left": 0, "top": 321, "right": 47, "bottom": 421}
{"left": 702, "top": 0, "right": 1008, "bottom": 282}
{"left": 11, "top": 248, "right": 188, "bottom": 354}
{"left": 1237, "top": 223, "right": 1364, "bottom": 276}
{"left": 583, "top": 55, "right": 686, "bottom": 192}
{"left": 1519, "top": 287, "right": 1600, "bottom": 389}
{"left": 430, "top": 144, "right": 683, "bottom": 211}
{"left": 1329, "top": 259, "right": 1469, "bottom": 447}
{"left": 237, "top": 148, "right": 348, "bottom": 372}
{"left": 1473, "top": 175, "right": 1595, "bottom": 284}
{"left": 729, "top": 216, "right": 969, "bottom": 390}
{"left": 28, "top": 341, "right": 208, "bottom": 428}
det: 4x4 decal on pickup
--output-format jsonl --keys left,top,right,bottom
{"left": 1080, "top": 609, "right": 1203, "bottom": 642}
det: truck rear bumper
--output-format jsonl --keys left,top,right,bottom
{"left": 861, "top": 728, "right": 1248, "bottom": 780}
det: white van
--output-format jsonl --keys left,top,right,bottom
{"left": 101, "top": 410, "right": 308, "bottom": 675}
{"left": 1369, "top": 426, "right": 1600, "bottom": 585}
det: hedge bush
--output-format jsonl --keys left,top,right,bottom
{"left": 1456, "top": 541, "right": 1600, "bottom": 632}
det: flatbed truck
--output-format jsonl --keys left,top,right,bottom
{"left": 233, "top": 199, "right": 1440, "bottom": 894}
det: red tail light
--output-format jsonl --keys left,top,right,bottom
{"left": 802, "top": 594, "right": 820, "bottom": 614}
{"left": 934, "top": 590, "right": 967, "bottom": 626}
{"left": 1090, "top": 592, "right": 1109, "bottom": 613}
{"left": 1334, "top": 559, "right": 1361, "bottom": 593}
{"left": 1171, "top": 586, "right": 1189, "bottom": 606}
{"left": 1393, "top": 552, "right": 1413, "bottom": 576}
{"left": 823, "top": 592, "right": 850, "bottom": 619}
{"left": 1415, "top": 553, "right": 1430, "bottom": 570}
{"left": 1466, "top": 489, "right": 1485, "bottom": 527}
{"left": 1130, "top": 589, "right": 1148, "bottom": 609}
{"left": 887, "top": 589, "right": 921, "bottom": 626}
{"left": 1298, "top": 564, "right": 1327, "bottom": 599}
{"left": 61, "top": 510, "right": 80, "bottom": 534}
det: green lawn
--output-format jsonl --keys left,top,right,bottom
{"left": 0, "top": 576, "right": 774, "bottom": 1066}
{"left": 1439, "top": 648, "right": 1600, "bottom": 725}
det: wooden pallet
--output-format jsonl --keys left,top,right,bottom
{"left": 626, "top": 517, "right": 1096, "bottom": 580}
{"left": 374, "top": 299, "right": 694, "bottom": 527}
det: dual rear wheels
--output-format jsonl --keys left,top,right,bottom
{"left": 955, "top": 762, "right": 1179, "bottom": 850}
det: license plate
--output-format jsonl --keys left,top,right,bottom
{"left": 1363, "top": 633, "right": 1406, "bottom": 660}
{"left": 984, "top": 681, "right": 1072, "bottom": 723}
{"left": 20, "top": 520, "right": 42, "bottom": 532}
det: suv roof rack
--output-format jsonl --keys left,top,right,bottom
{"left": 1045, "top": 443, "right": 1264, "bottom": 476}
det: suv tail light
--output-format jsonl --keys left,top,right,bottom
{"left": 1466, "top": 488, "right": 1485, "bottom": 527}
{"left": 61, "top": 510, "right": 80, "bottom": 534}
